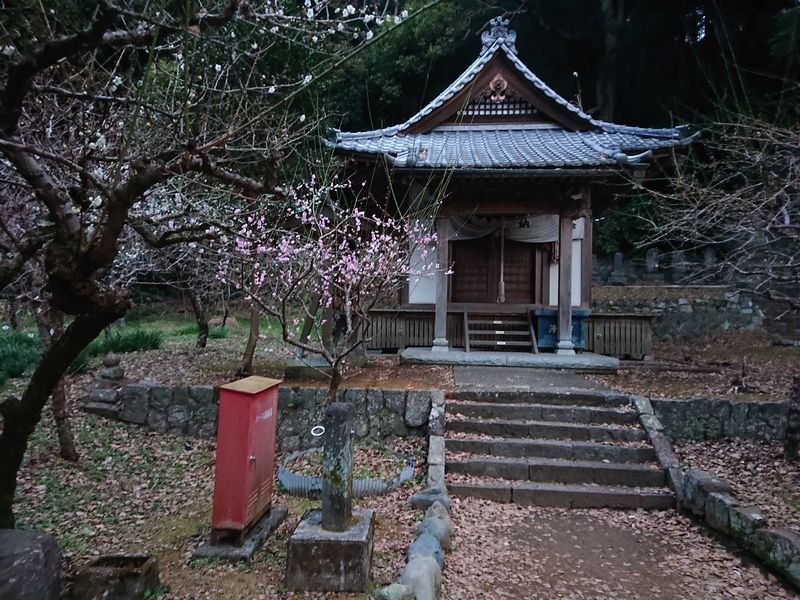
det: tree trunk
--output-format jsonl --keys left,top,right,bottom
{"left": 8, "top": 295, "right": 19, "bottom": 331}
{"left": 0, "top": 312, "right": 114, "bottom": 528}
{"left": 188, "top": 289, "right": 209, "bottom": 349}
{"left": 325, "top": 367, "right": 342, "bottom": 406}
{"left": 237, "top": 304, "right": 260, "bottom": 377}
{"left": 785, "top": 374, "right": 800, "bottom": 462}
{"left": 35, "top": 304, "right": 79, "bottom": 462}
{"left": 596, "top": 0, "right": 624, "bottom": 121}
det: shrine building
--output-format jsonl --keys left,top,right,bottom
{"left": 328, "top": 18, "right": 695, "bottom": 365}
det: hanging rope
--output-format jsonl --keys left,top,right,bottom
{"left": 498, "top": 222, "right": 506, "bottom": 303}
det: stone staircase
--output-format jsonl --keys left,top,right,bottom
{"left": 444, "top": 389, "right": 674, "bottom": 509}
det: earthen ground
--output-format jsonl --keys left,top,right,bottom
{"left": 444, "top": 499, "right": 796, "bottom": 599}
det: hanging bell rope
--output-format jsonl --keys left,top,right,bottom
{"left": 497, "top": 221, "right": 506, "bottom": 303}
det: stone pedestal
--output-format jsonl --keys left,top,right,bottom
{"left": 285, "top": 508, "right": 375, "bottom": 592}
{"left": 193, "top": 507, "right": 288, "bottom": 561}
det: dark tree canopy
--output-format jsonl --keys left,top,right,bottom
{"left": 325, "top": 0, "right": 799, "bottom": 131}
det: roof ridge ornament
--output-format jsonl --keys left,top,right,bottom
{"left": 482, "top": 17, "right": 517, "bottom": 54}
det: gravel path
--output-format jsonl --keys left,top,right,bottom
{"left": 445, "top": 498, "right": 795, "bottom": 599}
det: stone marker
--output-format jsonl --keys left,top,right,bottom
{"left": 645, "top": 248, "right": 660, "bottom": 273}
{"left": 703, "top": 247, "right": 717, "bottom": 266}
{"left": 322, "top": 402, "right": 354, "bottom": 531}
{"left": 613, "top": 251, "right": 624, "bottom": 272}
{"left": 286, "top": 402, "right": 375, "bottom": 592}
{"left": 671, "top": 250, "right": 687, "bottom": 280}
{"left": 608, "top": 251, "right": 628, "bottom": 285}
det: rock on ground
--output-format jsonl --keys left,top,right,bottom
{"left": 0, "top": 529, "right": 60, "bottom": 600}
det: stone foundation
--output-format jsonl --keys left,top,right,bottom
{"left": 90, "top": 384, "right": 434, "bottom": 451}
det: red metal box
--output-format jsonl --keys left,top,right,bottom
{"left": 211, "top": 376, "right": 281, "bottom": 533}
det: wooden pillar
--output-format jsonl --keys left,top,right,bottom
{"left": 432, "top": 215, "right": 449, "bottom": 352}
{"left": 581, "top": 217, "right": 593, "bottom": 308}
{"left": 581, "top": 186, "right": 593, "bottom": 308}
{"left": 557, "top": 214, "right": 575, "bottom": 355}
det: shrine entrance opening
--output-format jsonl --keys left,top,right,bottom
{"left": 451, "top": 235, "right": 550, "bottom": 306}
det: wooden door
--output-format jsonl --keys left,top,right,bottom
{"left": 451, "top": 236, "right": 494, "bottom": 303}
{"left": 451, "top": 236, "right": 543, "bottom": 304}
{"left": 503, "top": 240, "right": 535, "bottom": 304}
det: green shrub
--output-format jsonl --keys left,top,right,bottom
{"left": 93, "top": 329, "right": 163, "bottom": 355}
{"left": 208, "top": 327, "right": 227, "bottom": 340}
{"left": 0, "top": 331, "right": 42, "bottom": 384}
{"left": 68, "top": 329, "right": 163, "bottom": 374}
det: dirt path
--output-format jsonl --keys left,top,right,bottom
{"left": 444, "top": 498, "right": 796, "bottom": 599}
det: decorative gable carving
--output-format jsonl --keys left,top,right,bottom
{"left": 455, "top": 70, "right": 540, "bottom": 120}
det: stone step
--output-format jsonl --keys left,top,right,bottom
{"left": 448, "top": 480, "right": 675, "bottom": 510}
{"left": 448, "top": 390, "right": 628, "bottom": 408}
{"left": 446, "top": 457, "right": 666, "bottom": 487}
{"left": 447, "top": 401, "right": 637, "bottom": 426}
{"left": 446, "top": 437, "right": 656, "bottom": 464}
{"left": 447, "top": 418, "right": 647, "bottom": 443}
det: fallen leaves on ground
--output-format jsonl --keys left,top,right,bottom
{"left": 444, "top": 499, "right": 794, "bottom": 599}
{"left": 675, "top": 439, "right": 800, "bottom": 530}
{"left": 590, "top": 330, "right": 799, "bottom": 402}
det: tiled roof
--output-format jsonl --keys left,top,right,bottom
{"left": 331, "top": 123, "right": 693, "bottom": 169}
{"left": 329, "top": 18, "right": 695, "bottom": 170}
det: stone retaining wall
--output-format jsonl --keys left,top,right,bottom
{"left": 107, "top": 383, "right": 433, "bottom": 451}
{"left": 593, "top": 290, "right": 764, "bottom": 342}
{"left": 651, "top": 398, "right": 788, "bottom": 442}
{"left": 681, "top": 469, "right": 800, "bottom": 589}
{"left": 634, "top": 396, "right": 800, "bottom": 589}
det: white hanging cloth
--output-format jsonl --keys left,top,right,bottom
{"left": 448, "top": 215, "right": 584, "bottom": 242}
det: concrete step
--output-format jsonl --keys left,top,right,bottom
{"left": 448, "top": 389, "right": 628, "bottom": 408}
{"left": 446, "top": 437, "right": 656, "bottom": 464}
{"left": 446, "top": 457, "right": 666, "bottom": 487}
{"left": 447, "top": 418, "right": 647, "bottom": 443}
{"left": 448, "top": 480, "right": 675, "bottom": 510}
{"left": 447, "top": 401, "right": 637, "bottom": 426}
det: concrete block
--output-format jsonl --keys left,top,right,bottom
{"left": 285, "top": 508, "right": 374, "bottom": 592}
{"left": 427, "top": 436, "right": 445, "bottom": 466}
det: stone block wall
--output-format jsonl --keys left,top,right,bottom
{"left": 593, "top": 291, "right": 764, "bottom": 342}
{"left": 651, "top": 398, "right": 788, "bottom": 442}
{"left": 113, "top": 383, "right": 433, "bottom": 451}
{"left": 681, "top": 468, "right": 800, "bottom": 589}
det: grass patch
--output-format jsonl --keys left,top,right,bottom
{"left": 171, "top": 323, "right": 228, "bottom": 339}
{"left": 0, "top": 331, "right": 41, "bottom": 384}
{"left": 70, "top": 329, "right": 163, "bottom": 373}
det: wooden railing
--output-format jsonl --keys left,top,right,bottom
{"left": 585, "top": 313, "right": 654, "bottom": 360}
{"left": 367, "top": 308, "right": 654, "bottom": 360}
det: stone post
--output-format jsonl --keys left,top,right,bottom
{"left": 432, "top": 215, "right": 449, "bottom": 352}
{"left": 556, "top": 215, "right": 575, "bottom": 355}
{"left": 785, "top": 375, "right": 800, "bottom": 463}
{"left": 321, "top": 402, "right": 354, "bottom": 531}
